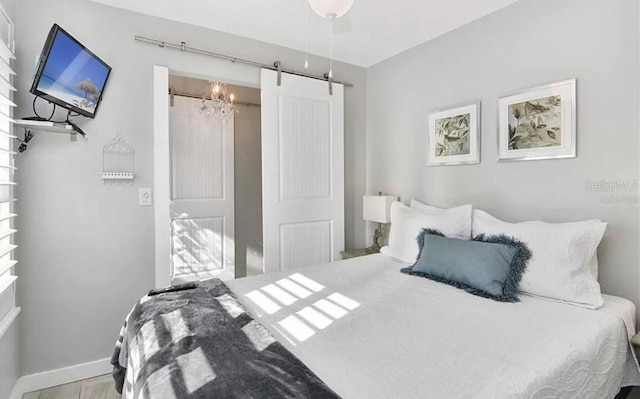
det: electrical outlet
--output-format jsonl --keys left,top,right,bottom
{"left": 139, "top": 188, "right": 153, "bottom": 207}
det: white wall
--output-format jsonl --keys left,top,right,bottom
{"left": 368, "top": 0, "right": 640, "bottom": 321}
{"left": 13, "top": 0, "right": 367, "bottom": 375}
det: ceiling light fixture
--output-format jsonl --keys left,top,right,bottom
{"left": 307, "top": 0, "right": 354, "bottom": 81}
{"left": 308, "top": 0, "right": 354, "bottom": 19}
{"left": 305, "top": 0, "right": 354, "bottom": 93}
{"left": 199, "top": 81, "right": 236, "bottom": 120}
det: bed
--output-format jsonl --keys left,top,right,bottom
{"left": 113, "top": 253, "right": 640, "bottom": 399}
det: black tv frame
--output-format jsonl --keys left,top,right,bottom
{"left": 29, "top": 24, "right": 112, "bottom": 119}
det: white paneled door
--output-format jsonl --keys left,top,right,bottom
{"left": 169, "top": 96, "right": 235, "bottom": 282}
{"left": 260, "top": 69, "right": 344, "bottom": 273}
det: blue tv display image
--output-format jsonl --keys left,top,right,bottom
{"left": 31, "top": 25, "right": 111, "bottom": 118}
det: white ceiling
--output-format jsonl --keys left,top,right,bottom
{"left": 88, "top": 0, "right": 521, "bottom": 67}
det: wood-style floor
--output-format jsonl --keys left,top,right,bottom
{"left": 22, "top": 374, "right": 120, "bottom": 399}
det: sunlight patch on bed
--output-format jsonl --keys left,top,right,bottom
{"left": 123, "top": 382, "right": 133, "bottom": 399}
{"left": 145, "top": 365, "right": 177, "bottom": 399}
{"left": 270, "top": 323, "right": 298, "bottom": 346}
{"left": 125, "top": 366, "right": 133, "bottom": 386}
{"left": 139, "top": 295, "right": 152, "bottom": 305}
{"left": 297, "top": 306, "right": 333, "bottom": 330}
{"left": 278, "top": 315, "right": 316, "bottom": 342}
{"left": 327, "top": 292, "right": 360, "bottom": 310}
{"left": 215, "top": 293, "right": 245, "bottom": 318}
{"left": 288, "top": 273, "right": 325, "bottom": 292}
{"left": 176, "top": 347, "right": 217, "bottom": 393}
{"left": 242, "top": 320, "right": 277, "bottom": 351}
{"left": 261, "top": 283, "right": 298, "bottom": 306}
{"left": 135, "top": 320, "right": 161, "bottom": 366}
{"left": 245, "top": 290, "right": 281, "bottom": 315}
{"left": 161, "top": 309, "right": 194, "bottom": 343}
{"left": 313, "top": 298, "right": 348, "bottom": 319}
{"left": 129, "top": 345, "right": 142, "bottom": 383}
{"left": 276, "top": 278, "right": 313, "bottom": 299}
{"left": 126, "top": 355, "right": 139, "bottom": 387}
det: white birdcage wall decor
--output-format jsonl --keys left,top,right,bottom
{"left": 102, "top": 136, "right": 135, "bottom": 183}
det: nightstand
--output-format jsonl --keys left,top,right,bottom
{"left": 340, "top": 248, "right": 371, "bottom": 259}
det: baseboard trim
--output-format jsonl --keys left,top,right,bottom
{"left": 10, "top": 357, "right": 112, "bottom": 399}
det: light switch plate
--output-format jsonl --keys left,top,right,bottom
{"left": 139, "top": 188, "right": 153, "bottom": 207}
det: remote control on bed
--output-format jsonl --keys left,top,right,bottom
{"left": 148, "top": 282, "right": 198, "bottom": 296}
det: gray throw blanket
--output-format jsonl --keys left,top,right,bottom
{"left": 111, "top": 279, "right": 341, "bottom": 399}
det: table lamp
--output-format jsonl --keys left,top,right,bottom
{"left": 363, "top": 192, "right": 397, "bottom": 253}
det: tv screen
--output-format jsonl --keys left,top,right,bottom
{"left": 30, "top": 24, "right": 111, "bottom": 118}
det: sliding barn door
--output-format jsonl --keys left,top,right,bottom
{"left": 169, "top": 96, "right": 235, "bottom": 282}
{"left": 260, "top": 69, "right": 344, "bottom": 273}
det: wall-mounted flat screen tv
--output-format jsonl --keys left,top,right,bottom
{"left": 30, "top": 24, "right": 111, "bottom": 118}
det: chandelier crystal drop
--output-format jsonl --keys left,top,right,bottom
{"left": 199, "top": 81, "right": 236, "bottom": 120}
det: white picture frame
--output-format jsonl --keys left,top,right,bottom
{"left": 427, "top": 102, "right": 480, "bottom": 166}
{"left": 498, "top": 79, "right": 576, "bottom": 161}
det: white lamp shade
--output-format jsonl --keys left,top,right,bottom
{"left": 363, "top": 195, "right": 397, "bottom": 224}
{"left": 308, "top": 0, "right": 354, "bottom": 19}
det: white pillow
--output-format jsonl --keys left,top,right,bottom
{"left": 417, "top": 199, "right": 598, "bottom": 280}
{"left": 472, "top": 209, "right": 606, "bottom": 309}
{"left": 410, "top": 199, "right": 444, "bottom": 213}
{"left": 380, "top": 201, "right": 472, "bottom": 264}
{"left": 410, "top": 199, "right": 475, "bottom": 216}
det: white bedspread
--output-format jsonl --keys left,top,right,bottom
{"left": 226, "top": 254, "right": 640, "bottom": 399}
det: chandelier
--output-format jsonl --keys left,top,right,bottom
{"left": 199, "top": 81, "right": 236, "bottom": 120}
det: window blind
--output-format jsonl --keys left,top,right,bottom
{"left": 0, "top": 5, "right": 17, "bottom": 339}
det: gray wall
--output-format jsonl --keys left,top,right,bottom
{"left": 368, "top": 0, "right": 640, "bottom": 322}
{"left": 0, "top": 0, "right": 11, "bottom": 22}
{"left": 234, "top": 102, "right": 264, "bottom": 277}
{"left": 0, "top": 322, "right": 19, "bottom": 399}
{"left": 0, "top": 0, "right": 19, "bottom": 396}
{"left": 14, "top": 0, "right": 367, "bottom": 375}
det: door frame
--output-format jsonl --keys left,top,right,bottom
{"left": 153, "top": 62, "right": 259, "bottom": 288}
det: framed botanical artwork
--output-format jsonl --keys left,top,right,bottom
{"left": 498, "top": 79, "right": 576, "bottom": 161}
{"left": 427, "top": 102, "right": 480, "bottom": 166}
